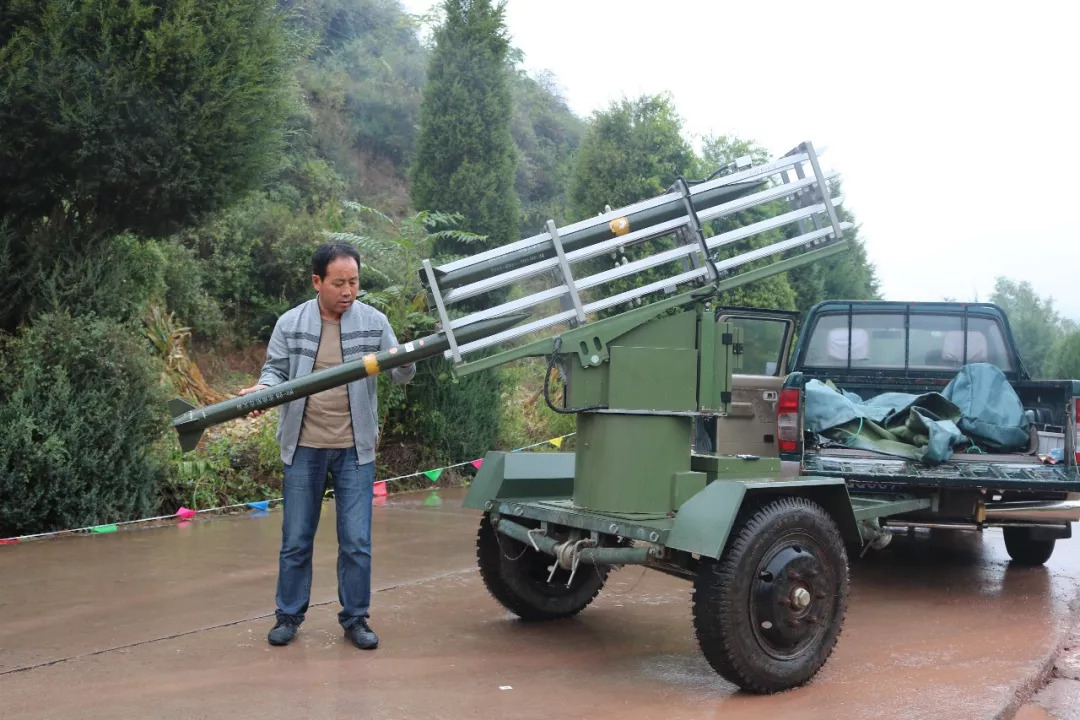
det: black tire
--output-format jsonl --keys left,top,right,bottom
{"left": 692, "top": 496, "right": 849, "bottom": 694}
{"left": 1003, "top": 527, "right": 1055, "bottom": 565}
{"left": 476, "top": 514, "right": 610, "bottom": 621}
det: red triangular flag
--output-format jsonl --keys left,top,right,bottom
{"left": 471, "top": 458, "right": 484, "bottom": 470}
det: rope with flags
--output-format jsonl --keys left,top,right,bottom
{"left": 0, "top": 433, "right": 576, "bottom": 545}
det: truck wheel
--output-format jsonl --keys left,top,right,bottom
{"left": 476, "top": 514, "right": 610, "bottom": 621}
{"left": 692, "top": 496, "right": 849, "bottom": 694}
{"left": 1003, "top": 527, "right": 1055, "bottom": 565}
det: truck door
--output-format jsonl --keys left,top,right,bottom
{"left": 697, "top": 309, "right": 798, "bottom": 457}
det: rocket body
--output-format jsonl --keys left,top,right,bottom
{"left": 171, "top": 313, "right": 527, "bottom": 451}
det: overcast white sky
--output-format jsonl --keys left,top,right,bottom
{"left": 402, "top": 0, "right": 1080, "bottom": 320}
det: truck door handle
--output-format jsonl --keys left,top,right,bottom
{"left": 763, "top": 391, "right": 778, "bottom": 402}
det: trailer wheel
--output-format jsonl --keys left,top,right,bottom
{"left": 692, "top": 496, "right": 849, "bottom": 694}
{"left": 476, "top": 514, "right": 610, "bottom": 621}
{"left": 1003, "top": 527, "right": 1055, "bottom": 566}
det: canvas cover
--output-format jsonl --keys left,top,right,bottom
{"left": 804, "top": 363, "right": 1029, "bottom": 464}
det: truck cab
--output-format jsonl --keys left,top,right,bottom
{"left": 706, "top": 300, "right": 1080, "bottom": 565}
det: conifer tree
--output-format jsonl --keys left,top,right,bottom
{"left": 412, "top": 0, "right": 519, "bottom": 255}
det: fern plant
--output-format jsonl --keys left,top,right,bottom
{"left": 323, "top": 203, "right": 483, "bottom": 342}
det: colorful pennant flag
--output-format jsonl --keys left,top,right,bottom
{"left": 176, "top": 507, "right": 197, "bottom": 520}
{"left": 0, "top": 538, "right": 19, "bottom": 545}
{"left": 471, "top": 458, "right": 484, "bottom": 470}
{"left": 92, "top": 524, "right": 118, "bottom": 534}
{"left": 549, "top": 436, "right": 563, "bottom": 448}
{"left": 373, "top": 481, "right": 388, "bottom": 497}
{"left": 423, "top": 468, "right": 443, "bottom": 482}
{"left": 246, "top": 501, "right": 269, "bottom": 511}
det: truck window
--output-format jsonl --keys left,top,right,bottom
{"left": 722, "top": 317, "right": 789, "bottom": 376}
{"left": 804, "top": 311, "right": 1015, "bottom": 372}
{"left": 911, "top": 315, "right": 1012, "bottom": 371}
{"left": 910, "top": 314, "right": 963, "bottom": 369}
{"left": 966, "top": 317, "right": 1014, "bottom": 371}
{"left": 803, "top": 313, "right": 905, "bottom": 368}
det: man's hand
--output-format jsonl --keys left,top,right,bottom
{"left": 237, "top": 383, "right": 269, "bottom": 418}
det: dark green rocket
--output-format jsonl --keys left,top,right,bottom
{"left": 170, "top": 313, "right": 527, "bottom": 452}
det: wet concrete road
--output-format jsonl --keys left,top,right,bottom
{"left": 2, "top": 488, "right": 1079, "bottom": 720}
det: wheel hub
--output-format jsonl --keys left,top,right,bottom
{"left": 751, "top": 542, "right": 831, "bottom": 657}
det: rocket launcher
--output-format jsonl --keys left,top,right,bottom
{"left": 170, "top": 313, "right": 527, "bottom": 452}
{"left": 420, "top": 141, "right": 851, "bottom": 373}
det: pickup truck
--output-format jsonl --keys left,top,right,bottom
{"left": 704, "top": 300, "right": 1080, "bottom": 564}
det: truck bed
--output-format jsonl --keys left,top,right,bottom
{"left": 804, "top": 448, "right": 1080, "bottom": 491}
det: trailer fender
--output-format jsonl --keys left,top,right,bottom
{"left": 666, "top": 477, "right": 861, "bottom": 560}
{"left": 462, "top": 451, "right": 576, "bottom": 510}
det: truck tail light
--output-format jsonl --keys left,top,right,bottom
{"left": 777, "top": 388, "right": 801, "bottom": 453}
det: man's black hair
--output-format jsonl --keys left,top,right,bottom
{"left": 312, "top": 242, "right": 361, "bottom": 279}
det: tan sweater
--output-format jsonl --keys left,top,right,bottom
{"left": 298, "top": 320, "right": 354, "bottom": 448}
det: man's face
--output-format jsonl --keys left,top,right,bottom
{"left": 313, "top": 256, "right": 359, "bottom": 316}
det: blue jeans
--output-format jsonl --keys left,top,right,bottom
{"left": 276, "top": 446, "right": 374, "bottom": 629}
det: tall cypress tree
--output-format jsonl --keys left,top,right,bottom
{"left": 406, "top": 0, "right": 518, "bottom": 464}
{"left": 412, "top": 0, "right": 518, "bottom": 255}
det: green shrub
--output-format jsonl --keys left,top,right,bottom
{"left": 31, "top": 232, "right": 167, "bottom": 325}
{"left": 176, "top": 194, "right": 327, "bottom": 341}
{"left": 0, "top": 313, "right": 171, "bottom": 536}
{"left": 157, "top": 413, "right": 283, "bottom": 513}
{"left": 497, "top": 359, "right": 576, "bottom": 451}
{"left": 396, "top": 358, "right": 504, "bottom": 465}
{"left": 158, "top": 240, "right": 225, "bottom": 341}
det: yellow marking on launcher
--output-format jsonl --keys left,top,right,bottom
{"left": 362, "top": 353, "right": 381, "bottom": 375}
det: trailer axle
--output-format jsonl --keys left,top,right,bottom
{"left": 492, "top": 515, "right": 655, "bottom": 568}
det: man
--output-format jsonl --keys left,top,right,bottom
{"left": 238, "top": 242, "right": 415, "bottom": 650}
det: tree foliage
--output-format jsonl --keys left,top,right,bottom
{"left": 1047, "top": 331, "right": 1080, "bottom": 379}
{"left": 296, "top": 0, "right": 427, "bottom": 202}
{"left": 570, "top": 94, "right": 694, "bottom": 219}
{"left": 0, "top": 0, "right": 305, "bottom": 235}
{"left": 991, "top": 277, "right": 1072, "bottom": 378}
{"left": 509, "top": 69, "right": 585, "bottom": 233}
{"left": 411, "top": 0, "right": 519, "bottom": 255}
{"left": 0, "top": 313, "right": 170, "bottom": 536}
{"left": 0, "top": 0, "right": 306, "bottom": 332}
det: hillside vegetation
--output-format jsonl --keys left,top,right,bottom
{"left": 0, "top": 0, "right": 886, "bottom": 535}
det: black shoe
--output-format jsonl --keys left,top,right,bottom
{"left": 267, "top": 618, "right": 300, "bottom": 646}
{"left": 344, "top": 618, "right": 378, "bottom": 650}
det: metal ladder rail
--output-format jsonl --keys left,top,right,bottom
{"left": 424, "top": 141, "right": 844, "bottom": 364}
{"left": 431, "top": 150, "right": 818, "bottom": 280}
{"left": 440, "top": 171, "right": 838, "bottom": 306}
{"left": 443, "top": 197, "right": 848, "bottom": 332}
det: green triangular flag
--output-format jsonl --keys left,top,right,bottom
{"left": 423, "top": 468, "right": 443, "bottom": 482}
{"left": 92, "top": 524, "right": 118, "bottom": 534}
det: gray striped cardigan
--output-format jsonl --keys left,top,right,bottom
{"left": 258, "top": 298, "right": 415, "bottom": 465}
